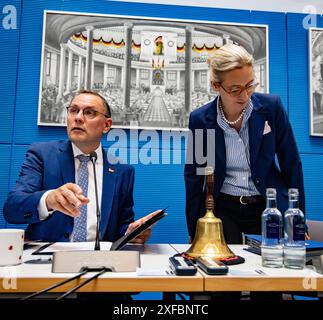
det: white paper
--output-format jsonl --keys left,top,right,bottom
{"left": 136, "top": 267, "right": 173, "bottom": 276}
{"left": 39, "top": 241, "right": 112, "bottom": 253}
{"left": 229, "top": 270, "right": 260, "bottom": 276}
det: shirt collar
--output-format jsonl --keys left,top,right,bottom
{"left": 72, "top": 143, "right": 103, "bottom": 165}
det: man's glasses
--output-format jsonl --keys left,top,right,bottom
{"left": 66, "top": 106, "right": 109, "bottom": 120}
{"left": 218, "top": 82, "right": 259, "bottom": 97}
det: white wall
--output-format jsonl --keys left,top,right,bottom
{"left": 114, "top": 0, "right": 323, "bottom": 14}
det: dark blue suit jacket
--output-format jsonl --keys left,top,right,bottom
{"left": 184, "top": 93, "right": 305, "bottom": 238}
{"left": 3, "top": 140, "right": 135, "bottom": 242}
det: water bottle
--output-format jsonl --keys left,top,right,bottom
{"left": 283, "top": 188, "right": 306, "bottom": 269}
{"left": 261, "top": 188, "right": 283, "bottom": 268}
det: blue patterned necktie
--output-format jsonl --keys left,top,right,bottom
{"left": 73, "top": 154, "right": 90, "bottom": 242}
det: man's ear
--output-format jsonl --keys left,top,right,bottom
{"left": 103, "top": 118, "right": 112, "bottom": 134}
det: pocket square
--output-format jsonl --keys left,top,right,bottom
{"left": 263, "top": 121, "right": 271, "bottom": 135}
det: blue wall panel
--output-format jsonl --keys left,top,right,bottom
{"left": 4, "top": 145, "right": 29, "bottom": 229}
{"left": 13, "top": 0, "right": 67, "bottom": 144}
{"left": 0, "top": 145, "right": 11, "bottom": 228}
{"left": 286, "top": 13, "right": 323, "bottom": 226}
{"left": 301, "top": 153, "right": 323, "bottom": 221}
{"left": 2, "top": 1, "right": 323, "bottom": 242}
{"left": 0, "top": 0, "right": 21, "bottom": 143}
{"left": 133, "top": 162, "right": 187, "bottom": 244}
{"left": 249, "top": 11, "right": 288, "bottom": 106}
{"left": 105, "top": 146, "right": 187, "bottom": 243}
{"left": 287, "top": 13, "right": 323, "bottom": 154}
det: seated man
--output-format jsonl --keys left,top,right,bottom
{"left": 3, "top": 90, "right": 157, "bottom": 243}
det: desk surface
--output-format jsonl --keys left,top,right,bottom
{"left": 0, "top": 243, "right": 322, "bottom": 293}
{"left": 172, "top": 244, "right": 323, "bottom": 292}
{"left": 0, "top": 243, "right": 203, "bottom": 293}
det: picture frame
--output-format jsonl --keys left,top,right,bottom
{"left": 38, "top": 10, "right": 269, "bottom": 130}
{"left": 309, "top": 27, "right": 323, "bottom": 136}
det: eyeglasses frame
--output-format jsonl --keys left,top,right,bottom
{"left": 217, "top": 81, "right": 259, "bottom": 97}
{"left": 66, "top": 106, "right": 110, "bottom": 119}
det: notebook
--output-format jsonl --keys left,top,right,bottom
{"left": 244, "top": 234, "right": 323, "bottom": 257}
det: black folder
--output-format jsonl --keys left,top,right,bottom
{"left": 244, "top": 234, "right": 323, "bottom": 258}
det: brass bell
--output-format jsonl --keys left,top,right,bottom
{"left": 186, "top": 167, "right": 234, "bottom": 259}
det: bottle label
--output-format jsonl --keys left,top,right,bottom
{"left": 293, "top": 216, "right": 305, "bottom": 241}
{"left": 266, "top": 221, "right": 281, "bottom": 239}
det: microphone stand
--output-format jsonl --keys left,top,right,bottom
{"left": 90, "top": 152, "right": 101, "bottom": 251}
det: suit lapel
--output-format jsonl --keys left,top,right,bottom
{"left": 58, "top": 141, "right": 75, "bottom": 184}
{"left": 99, "top": 148, "right": 117, "bottom": 238}
{"left": 249, "top": 95, "right": 267, "bottom": 169}
{"left": 57, "top": 141, "right": 75, "bottom": 228}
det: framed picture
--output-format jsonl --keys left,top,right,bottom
{"left": 309, "top": 28, "right": 323, "bottom": 136}
{"left": 38, "top": 10, "right": 269, "bottom": 130}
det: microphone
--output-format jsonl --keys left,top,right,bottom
{"left": 89, "top": 151, "right": 101, "bottom": 251}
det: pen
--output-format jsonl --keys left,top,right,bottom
{"left": 255, "top": 269, "right": 266, "bottom": 275}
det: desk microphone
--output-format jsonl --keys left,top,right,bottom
{"left": 90, "top": 151, "right": 101, "bottom": 251}
{"left": 49, "top": 151, "right": 139, "bottom": 274}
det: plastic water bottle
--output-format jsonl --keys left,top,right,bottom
{"left": 261, "top": 188, "right": 283, "bottom": 268}
{"left": 284, "top": 188, "right": 306, "bottom": 269}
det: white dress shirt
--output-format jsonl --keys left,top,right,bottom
{"left": 216, "top": 99, "right": 260, "bottom": 196}
{"left": 38, "top": 143, "right": 103, "bottom": 241}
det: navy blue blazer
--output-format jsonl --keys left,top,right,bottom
{"left": 3, "top": 140, "right": 135, "bottom": 242}
{"left": 184, "top": 93, "right": 305, "bottom": 238}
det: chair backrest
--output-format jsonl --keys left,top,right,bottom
{"left": 307, "top": 220, "right": 323, "bottom": 241}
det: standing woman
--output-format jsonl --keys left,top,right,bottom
{"left": 185, "top": 44, "right": 305, "bottom": 244}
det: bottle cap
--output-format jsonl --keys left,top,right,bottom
{"left": 266, "top": 188, "right": 276, "bottom": 198}
{"left": 288, "top": 188, "right": 299, "bottom": 196}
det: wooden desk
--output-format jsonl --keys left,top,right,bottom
{"left": 172, "top": 244, "right": 323, "bottom": 292}
{"left": 1, "top": 243, "right": 322, "bottom": 297}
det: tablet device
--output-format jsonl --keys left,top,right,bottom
{"left": 110, "top": 207, "right": 168, "bottom": 250}
{"left": 32, "top": 207, "right": 168, "bottom": 254}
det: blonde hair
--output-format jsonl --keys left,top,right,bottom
{"left": 208, "top": 44, "right": 254, "bottom": 83}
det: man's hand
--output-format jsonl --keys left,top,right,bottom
{"left": 126, "top": 210, "right": 162, "bottom": 244}
{"left": 45, "top": 183, "right": 89, "bottom": 217}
